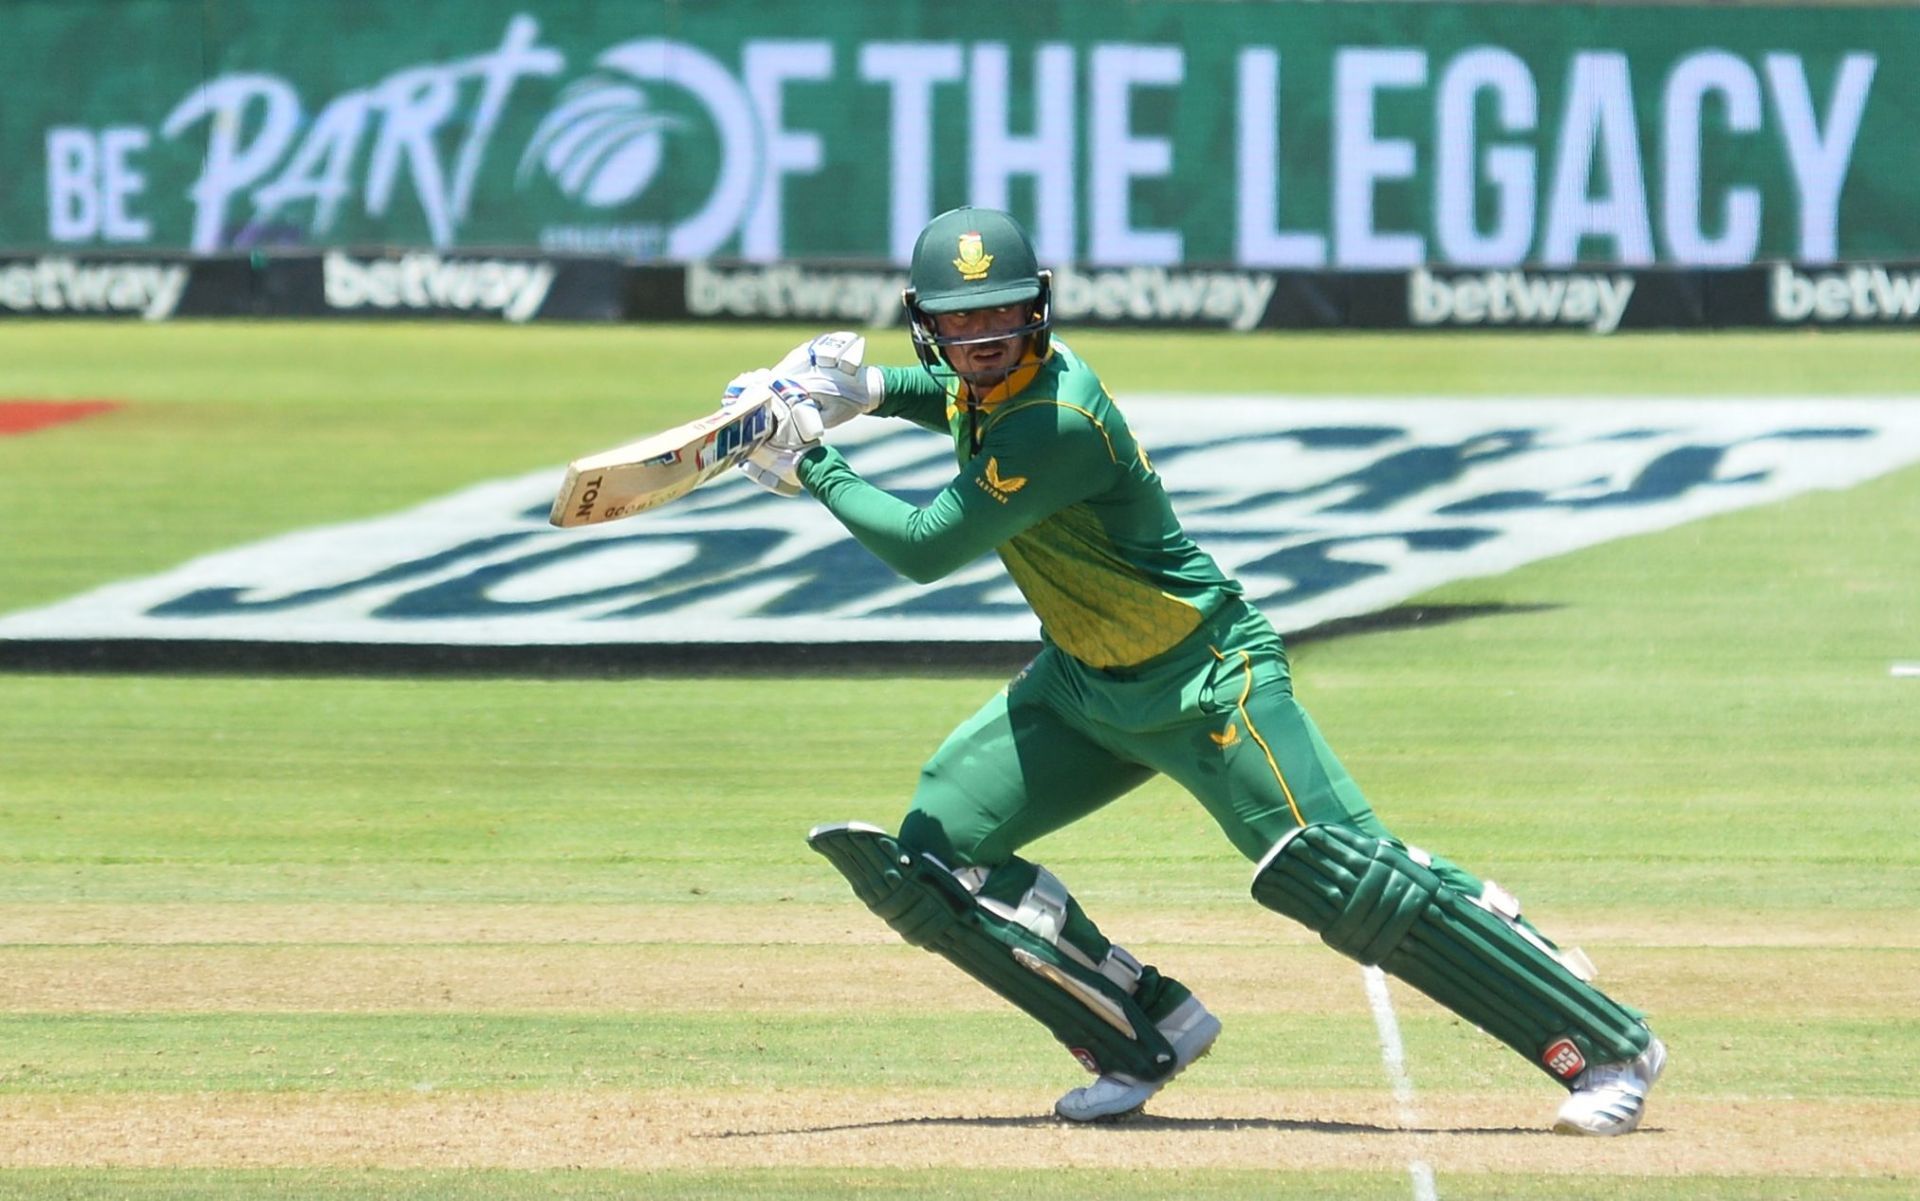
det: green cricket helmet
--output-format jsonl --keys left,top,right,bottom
{"left": 903, "top": 206, "right": 1053, "bottom": 374}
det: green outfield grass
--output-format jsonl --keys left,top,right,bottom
{"left": 1, "top": 323, "right": 1917, "bottom": 1199}
{"left": 0, "top": 1010, "right": 1907, "bottom": 1097}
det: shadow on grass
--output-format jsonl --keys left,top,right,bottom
{"left": 705, "top": 1113, "right": 1550, "bottom": 1138}
{"left": 0, "top": 602, "right": 1560, "bottom": 678}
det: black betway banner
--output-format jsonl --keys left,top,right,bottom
{"left": 664, "top": 261, "right": 1282, "bottom": 332}
{"left": 0, "top": 251, "right": 623, "bottom": 322}
{"left": 0, "top": 254, "right": 250, "bottom": 319}
{"left": 1387, "top": 263, "right": 1920, "bottom": 332}
{"left": 638, "top": 259, "right": 1920, "bottom": 333}
{"left": 291, "top": 251, "right": 625, "bottom": 322}
{"left": 9, "top": 251, "right": 1920, "bottom": 331}
{"left": 1750, "top": 262, "right": 1920, "bottom": 327}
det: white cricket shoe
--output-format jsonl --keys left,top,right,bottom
{"left": 1053, "top": 995, "right": 1221, "bottom": 1122}
{"left": 1553, "top": 1034, "right": 1668, "bottom": 1136}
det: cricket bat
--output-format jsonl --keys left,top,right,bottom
{"left": 548, "top": 394, "right": 775, "bottom": 528}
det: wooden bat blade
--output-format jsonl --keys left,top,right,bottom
{"left": 548, "top": 397, "right": 775, "bottom": 528}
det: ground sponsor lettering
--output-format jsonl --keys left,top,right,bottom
{"left": 5, "top": 398, "right": 1919, "bottom": 646}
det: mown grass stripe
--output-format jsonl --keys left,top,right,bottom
{"left": 0, "top": 1012, "right": 1910, "bottom": 1098}
{"left": 0, "top": 944, "right": 1911, "bottom": 1020}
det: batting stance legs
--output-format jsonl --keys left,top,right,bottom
{"left": 810, "top": 660, "right": 1221, "bottom": 1120}
{"left": 812, "top": 603, "right": 1662, "bottom": 1132}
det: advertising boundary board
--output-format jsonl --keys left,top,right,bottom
{"left": 0, "top": 250, "right": 626, "bottom": 324}
{"left": 6, "top": 251, "right": 1920, "bottom": 332}
{"left": 653, "top": 259, "right": 1920, "bottom": 333}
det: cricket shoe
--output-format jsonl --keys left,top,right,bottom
{"left": 1053, "top": 995, "right": 1221, "bottom": 1122}
{"left": 1553, "top": 1033, "right": 1668, "bottom": 1136}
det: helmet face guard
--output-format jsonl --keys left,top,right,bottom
{"left": 904, "top": 270, "right": 1053, "bottom": 382}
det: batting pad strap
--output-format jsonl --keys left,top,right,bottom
{"left": 1013, "top": 867, "right": 1071, "bottom": 945}
{"left": 1252, "top": 823, "right": 1650, "bottom": 1086}
{"left": 808, "top": 822, "right": 1179, "bottom": 1082}
{"left": 1099, "top": 945, "right": 1146, "bottom": 994}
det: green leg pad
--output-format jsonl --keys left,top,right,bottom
{"left": 1252, "top": 823, "right": 1649, "bottom": 1085}
{"left": 809, "top": 821, "right": 1178, "bottom": 1082}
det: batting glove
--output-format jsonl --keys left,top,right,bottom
{"left": 772, "top": 331, "right": 884, "bottom": 429}
{"left": 739, "top": 378, "right": 825, "bottom": 497}
{"left": 720, "top": 368, "right": 775, "bottom": 411}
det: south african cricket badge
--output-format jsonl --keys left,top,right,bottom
{"left": 954, "top": 232, "right": 993, "bottom": 280}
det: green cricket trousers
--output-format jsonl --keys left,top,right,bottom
{"left": 899, "top": 596, "right": 1484, "bottom": 898}
{"left": 889, "top": 596, "right": 1652, "bottom": 1084}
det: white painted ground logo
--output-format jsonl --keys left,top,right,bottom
{"left": 5, "top": 398, "right": 1919, "bottom": 647}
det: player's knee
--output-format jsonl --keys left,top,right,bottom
{"left": 897, "top": 807, "right": 1003, "bottom": 871}
{"left": 896, "top": 808, "right": 962, "bottom": 866}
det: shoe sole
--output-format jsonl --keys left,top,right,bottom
{"left": 1054, "top": 1021, "right": 1223, "bottom": 1124}
{"left": 1061, "top": 1100, "right": 1149, "bottom": 1124}
{"left": 1552, "top": 1112, "right": 1643, "bottom": 1138}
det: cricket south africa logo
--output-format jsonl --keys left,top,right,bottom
{"left": 519, "top": 37, "right": 765, "bottom": 258}
{"left": 954, "top": 232, "right": 993, "bottom": 280}
{"left": 519, "top": 76, "right": 686, "bottom": 208}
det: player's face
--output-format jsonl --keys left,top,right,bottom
{"left": 934, "top": 304, "right": 1033, "bottom": 384}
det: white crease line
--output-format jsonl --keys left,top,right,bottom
{"left": 1364, "top": 965, "right": 1439, "bottom": 1201}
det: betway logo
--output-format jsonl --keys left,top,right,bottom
{"left": 685, "top": 262, "right": 1276, "bottom": 331}
{"left": 322, "top": 252, "right": 556, "bottom": 322}
{"left": 0, "top": 257, "right": 188, "bottom": 320}
{"left": 1051, "top": 268, "right": 1276, "bottom": 331}
{"left": 1410, "top": 268, "right": 1635, "bottom": 335}
{"left": 1771, "top": 264, "right": 1920, "bottom": 323}
{"left": 686, "top": 263, "right": 910, "bottom": 327}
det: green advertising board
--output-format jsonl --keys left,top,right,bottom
{"left": 2, "top": 0, "right": 1911, "bottom": 267}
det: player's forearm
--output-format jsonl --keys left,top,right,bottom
{"left": 874, "top": 366, "right": 949, "bottom": 429}
{"left": 798, "top": 447, "right": 997, "bottom": 584}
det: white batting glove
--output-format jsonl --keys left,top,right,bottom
{"left": 720, "top": 368, "right": 775, "bottom": 411}
{"left": 739, "top": 378, "right": 825, "bottom": 497}
{"left": 772, "top": 331, "right": 884, "bottom": 429}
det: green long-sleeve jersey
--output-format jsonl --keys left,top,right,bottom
{"left": 794, "top": 340, "right": 1242, "bottom": 670}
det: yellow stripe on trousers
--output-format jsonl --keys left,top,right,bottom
{"left": 1214, "top": 647, "right": 1305, "bottom": 827}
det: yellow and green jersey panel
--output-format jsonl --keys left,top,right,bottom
{"left": 799, "top": 341, "right": 1241, "bottom": 669}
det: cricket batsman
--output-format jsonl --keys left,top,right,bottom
{"left": 721, "top": 206, "right": 1666, "bottom": 1135}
